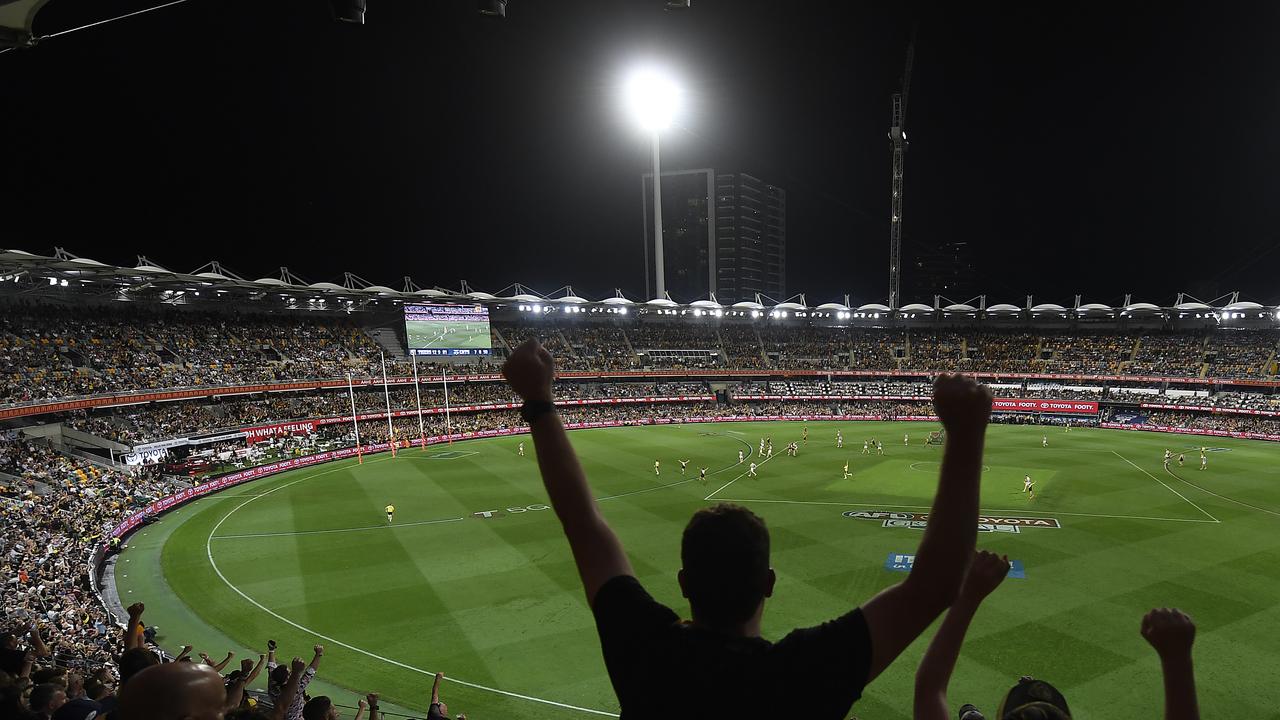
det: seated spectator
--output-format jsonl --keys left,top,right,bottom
{"left": 503, "top": 338, "right": 992, "bottom": 717}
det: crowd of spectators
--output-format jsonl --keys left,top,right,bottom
{"left": 1141, "top": 410, "right": 1280, "bottom": 435}
{"left": 0, "top": 433, "right": 174, "bottom": 671}
{"left": 4, "top": 305, "right": 1280, "bottom": 411}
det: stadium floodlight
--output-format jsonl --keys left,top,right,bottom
{"left": 624, "top": 68, "right": 681, "bottom": 132}
{"left": 624, "top": 65, "right": 682, "bottom": 299}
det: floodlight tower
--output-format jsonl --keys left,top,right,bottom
{"left": 888, "top": 32, "right": 915, "bottom": 310}
{"left": 625, "top": 67, "right": 681, "bottom": 299}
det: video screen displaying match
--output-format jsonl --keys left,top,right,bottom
{"left": 404, "top": 304, "right": 492, "bottom": 356}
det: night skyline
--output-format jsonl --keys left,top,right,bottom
{"left": 2, "top": 0, "right": 1278, "bottom": 306}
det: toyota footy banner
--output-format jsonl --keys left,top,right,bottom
{"left": 991, "top": 399, "right": 1098, "bottom": 415}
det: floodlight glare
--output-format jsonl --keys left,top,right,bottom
{"left": 624, "top": 68, "right": 681, "bottom": 132}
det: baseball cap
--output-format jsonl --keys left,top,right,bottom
{"left": 54, "top": 697, "right": 102, "bottom": 720}
{"left": 998, "top": 678, "right": 1071, "bottom": 720}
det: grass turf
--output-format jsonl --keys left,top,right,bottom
{"left": 115, "top": 421, "right": 1280, "bottom": 719}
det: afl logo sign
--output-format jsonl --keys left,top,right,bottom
{"left": 471, "top": 504, "right": 551, "bottom": 520}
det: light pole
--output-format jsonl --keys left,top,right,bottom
{"left": 625, "top": 68, "right": 680, "bottom": 299}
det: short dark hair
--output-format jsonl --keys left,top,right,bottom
{"left": 29, "top": 683, "right": 64, "bottom": 712}
{"left": 117, "top": 648, "right": 160, "bottom": 685}
{"left": 681, "top": 503, "right": 771, "bottom": 627}
{"left": 302, "top": 696, "right": 333, "bottom": 720}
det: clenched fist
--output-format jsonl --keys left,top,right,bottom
{"left": 958, "top": 550, "right": 1010, "bottom": 601}
{"left": 503, "top": 339, "right": 555, "bottom": 403}
{"left": 932, "top": 374, "right": 992, "bottom": 434}
{"left": 1141, "top": 608, "right": 1196, "bottom": 659}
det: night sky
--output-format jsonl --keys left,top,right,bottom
{"left": 2, "top": 0, "right": 1278, "bottom": 306}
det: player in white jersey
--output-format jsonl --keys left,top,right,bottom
{"left": 836, "top": 431, "right": 843, "bottom": 448}
{"left": 862, "top": 440, "right": 870, "bottom": 455}
{"left": 1199, "top": 448, "right": 1207, "bottom": 470}
{"left": 517, "top": 442, "right": 525, "bottom": 457}
{"left": 679, "top": 459, "right": 690, "bottom": 474}
{"left": 654, "top": 460, "right": 660, "bottom": 476}
{"left": 1163, "top": 449, "right": 1172, "bottom": 468}
{"left": 875, "top": 440, "right": 884, "bottom": 456}
{"left": 904, "top": 433, "right": 909, "bottom": 446}
{"left": 760, "top": 438, "right": 766, "bottom": 455}
{"left": 1022, "top": 475, "right": 1035, "bottom": 500}
{"left": 842, "top": 461, "right": 851, "bottom": 479}
{"left": 748, "top": 462, "right": 758, "bottom": 477}
{"left": 738, "top": 449, "right": 745, "bottom": 464}
{"left": 1042, "top": 435, "right": 1048, "bottom": 448}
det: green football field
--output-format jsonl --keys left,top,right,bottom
{"left": 406, "top": 320, "right": 490, "bottom": 350}
{"left": 116, "top": 422, "right": 1280, "bottom": 719}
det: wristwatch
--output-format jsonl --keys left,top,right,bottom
{"left": 520, "top": 399, "right": 556, "bottom": 423}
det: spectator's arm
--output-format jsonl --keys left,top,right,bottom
{"left": 225, "top": 658, "right": 255, "bottom": 710}
{"left": 354, "top": 698, "right": 366, "bottom": 720}
{"left": 503, "top": 340, "right": 634, "bottom": 605}
{"left": 366, "top": 693, "right": 379, "bottom": 720}
{"left": 267, "top": 639, "right": 277, "bottom": 666}
{"left": 28, "top": 622, "right": 50, "bottom": 658}
{"left": 245, "top": 653, "right": 266, "bottom": 683}
{"left": 124, "top": 602, "right": 145, "bottom": 650}
{"left": 308, "top": 644, "right": 324, "bottom": 671}
{"left": 1141, "top": 609, "right": 1199, "bottom": 720}
{"left": 270, "top": 657, "right": 307, "bottom": 720}
{"left": 173, "top": 644, "right": 193, "bottom": 663}
{"left": 19, "top": 650, "right": 35, "bottom": 679}
{"left": 862, "top": 374, "right": 990, "bottom": 682}
{"left": 430, "top": 672, "right": 443, "bottom": 705}
{"left": 914, "top": 551, "right": 1010, "bottom": 720}
{"left": 205, "top": 651, "right": 233, "bottom": 672}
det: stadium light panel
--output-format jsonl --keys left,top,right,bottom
{"left": 624, "top": 67, "right": 681, "bottom": 132}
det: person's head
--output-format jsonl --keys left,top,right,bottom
{"left": 83, "top": 678, "right": 111, "bottom": 701}
{"left": 302, "top": 696, "right": 338, "bottom": 720}
{"left": 678, "top": 503, "right": 775, "bottom": 632}
{"left": 269, "top": 664, "right": 289, "bottom": 687}
{"left": 118, "top": 647, "right": 161, "bottom": 686}
{"left": 997, "top": 677, "right": 1071, "bottom": 720}
{"left": 117, "top": 662, "right": 227, "bottom": 720}
{"left": 0, "top": 633, "right": 16, "bottom": 650}
{"left": 29, "top": 683, "right": 67, "bottom": 717}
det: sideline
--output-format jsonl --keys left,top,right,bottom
{"left": 205, "top": 461, "right": 621, "bottom": 717}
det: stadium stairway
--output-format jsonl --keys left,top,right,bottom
{"left": 365, "top": 325, "right": 408, "bottom": 360}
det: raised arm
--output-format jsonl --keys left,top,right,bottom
{"left": 201, "top": 651, "right": 234, "bottom": 672}
{"left": 225, "top": 658, "right": 257, "bottom": 711}
{"left": 503, "top": 339, "right": 634, "bottom": 605}
{"left": 27, "top": 622, "right": 50, "bottom": 658}
{"left": 124, "top": 603, "right": 145, "bottom": 650}
{"left": 430, "top": 672, "right": 443, "bottom": 705}
{"left": 861, "top": 373, "right": 991, "bottom": 682}
{"left": 308, "top": 644, "right": 324, "bottom": 671}
{"left": 270, "top": 657, "right": 307, "bottom": 720}
{"left": 1141, "top": 608, "right": 1199, "bottom": 720}
{"left": 365, "top": 692, "right": 379, "bottom": 720}
{"left": 913, "top": 551, "right": 1010, "bottom": 720}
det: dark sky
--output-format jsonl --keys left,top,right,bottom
{"left": 2, "top": 0, "right": 1278, "bottom": 306}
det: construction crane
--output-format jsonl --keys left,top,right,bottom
{"left": 887, "top": 30, "right": 915, "bottom": 310}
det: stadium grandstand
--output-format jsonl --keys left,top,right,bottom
{"left": 2, "top": 247, "right": 1279, "bottom": 717}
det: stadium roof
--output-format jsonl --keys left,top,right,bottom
{"left": 1, "top": 248, "right": 1277, "bottom": 327}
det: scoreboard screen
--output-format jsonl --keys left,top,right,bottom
{"left": 404, "top": 304, "right": 492, "bottom": 356}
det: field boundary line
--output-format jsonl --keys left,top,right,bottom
{"left": 212, "top": 516, "right": 465, "bottom": 539}
{"left": 205, "top": 460, "right": 619, "bottom": 717}
{"left": 714, "top": 497, "right": 1221, "bottom": 524}
{"left": 1112, "top": 451, "right": 1220, "bottom": 523}
{"left": 1163, "top": 466, "right": 1280, "bottom": 518}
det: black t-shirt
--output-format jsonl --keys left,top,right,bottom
{"left": 0, "top": 647, "right": 25, "bottom": 675}
{"left": 592, "top": 575, "right": 872, "bottom": 718}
